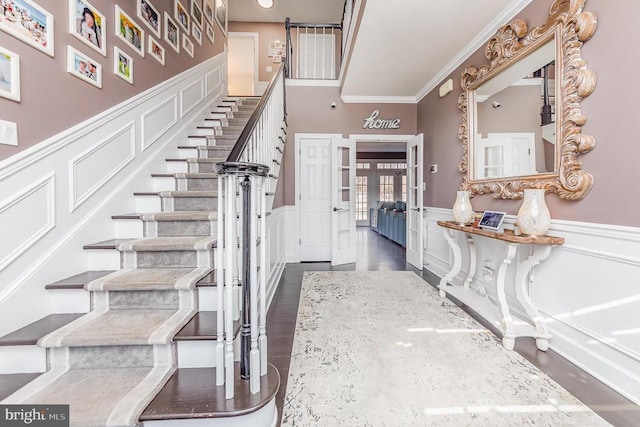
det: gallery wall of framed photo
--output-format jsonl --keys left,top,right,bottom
{"left": 0, "top": 0, "right": 227, "bottom": 159}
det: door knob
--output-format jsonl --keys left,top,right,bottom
{"left": 333, "top": 207, "right": 343, "bottom": 212}
{"left": 411, "top": 207, "right": 421, "bottom": 212}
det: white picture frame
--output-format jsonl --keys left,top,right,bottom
{"left": 192, "top": 23, "right": 202, "bottom": 45}
{"left": 148, "top": 35, "right": 165, "bottom": 65}
{"left": 164, "top": 12, "right": 180, "bottom": 53}
{"left": 137, "top": 0, "right": 161, "bottom": 39}
{"left": 205, "top": 23, "right": 214, "bottom": 44}
{"left": 214, "top": 0, "right": 227, "bottom": 36}
{"left": 0, "top": 46, "right": 21, "bottom": 102}
{"left": 115, "top": 5, "right": 145, "bottom": 57}
{"left": 66, "top": 45, "right": 102, "bottom": 88}
{"left": 113, "top": 46, "right": 134, "bottom": 84}
{"left": 182, "top": 33, "right": 194, "bottom": 58}
{"left": 69, "top": 0, "right": 106, "bottom": 56}
{"left": 191, "top": 0, "right": 204, "bottom": 29}
{"left": 174, "top": 0, "right": 190, "bottom": 34}
{"left": 203, "top": 0, "right": 214, "bottom": 24}
{"left": 0, "top": 0, "right": 54, "bottom": 57}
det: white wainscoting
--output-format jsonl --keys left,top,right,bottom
{"left": 0, "top": 53, "right": 228, "bottom": 337}
{"left": 266, "top": 206, "right": 287, "bottom": 309}
{"left": 422, "top": 206, "right": 640, "bottom": 405}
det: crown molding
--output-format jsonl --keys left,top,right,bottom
{"left": 341, "top": 95, "right": 418, "bottom": 104}
{"left": 415, "top": 0, "right": 534, "bottom": 103}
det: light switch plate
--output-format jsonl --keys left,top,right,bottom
{"left": 0, "top": 120, "right": 18, "bottom": 146}
{"left": 266, "top": 66, "right": 273, "bottom": 72}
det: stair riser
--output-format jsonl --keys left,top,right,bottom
{"left": 198, "top": 149, "right": 233, "bottom": 159}
{"left": 115, "top": 218, "right": 144, "bottom": 238}
{"left": 52, "top": 289, "right": 91, "bottom": 314}
{"left": 176, "top": 177, "right": 218, "bottom": 191}
{"left": 153, "top": 176, "right": 177, "bottom": 192}
{"left": 124, "top": 250, "right": 214, "bottom": 269}
{"left": 0, "top": 346, "right": 46, "bottom": 374}
{"left": 110, "top": 291, "right": 180, "bottom": 310}
{"left": 150, "top": 220, "right": 216, "bottom": 237}
{"left": 177, "top": 147, "right": 198, "bottom": 159}
{"left": 196, "top": 127, "right": 217, "bottom": 136}
{"left": 166, "top": 161, "right": 188, "bottom": 174}
{"left": 163, "top": 197, "right": 217, "bottom": 212}
{"left": 136, "top": 195, "right": 162, "bottom": 213}
{"left": 141, "top": 401, "right": 278, "bottom": 427}
{"left": 200, "top": 119, "right": 223, "bottom": 127}
{"left": 176, "top": 336, "right": 240, "bottom": 368}
{"left": 88, "top": 249, "right": 122, "bottom": 270}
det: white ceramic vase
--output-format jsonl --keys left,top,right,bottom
{"left": 452, "top": 190, "right": 473, "bottom": 225}
{"left": 516, "top": 189, "right": 551, "bottom": 236}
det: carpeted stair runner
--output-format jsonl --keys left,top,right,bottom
{"left": 2, "top": 97, "right": 258, "bottom": 426}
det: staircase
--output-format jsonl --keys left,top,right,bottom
{"left": 0, "top": 95, "right": 284, "bottom": 426}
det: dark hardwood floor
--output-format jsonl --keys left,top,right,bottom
{"left": 266, "top": 227, "right": 640, "bottom": 426}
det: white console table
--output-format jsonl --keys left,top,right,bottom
{"left": 437, "top": 220, "right": 564, "bottom": 352}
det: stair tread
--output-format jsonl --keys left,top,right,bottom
{"left": 174, "top": 311, "right": 240, "bottom": 341}
{"left": 120, "top": 236, "right": 217, "bottom": 252}
{"left": 165, "top": 158, "right": 226, "bottom": 163}
{"left": 0, "top": 314, "right": 84, "bottom": 346}
{"left": 112, "top": 211, "right": 218, "bottom": 221}
{"left": 46, "top": 270, "right": 217, "bottom": 290}
{"left": 39, "top": 309, "right": 188, "bottom": 347}
{"left": 45, "top": 270, "right": 115, "bottom": 289}
{"left": 134, "top": 191, "right": 218, "bottom": 197}
{"left": 83, "top": 239, "right": 134, "bottom": 250}
{"left": 0, "top": 373, "right": 42, "bottom": 401}
{"left": 140, "top": 363, "right": 280, "bottom": 421}
{"left": 86, "top": 267, "right": 212, "bottom": 292}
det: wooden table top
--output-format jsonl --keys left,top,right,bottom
{"left": 437, "top": 221, "right": 564, "bottom": 246}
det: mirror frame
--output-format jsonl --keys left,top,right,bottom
{"left": 458, "top": 0, "right": 597, "bottom": 200}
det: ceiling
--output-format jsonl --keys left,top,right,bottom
{"left": 229, "top": 0, "right": 345, "bottom": 24}
{"left": 341, "top": 0, "right": 533, "bottom": 102}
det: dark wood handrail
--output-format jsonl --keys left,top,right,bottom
{"left": 287, "top": 22, "right": 342, "bottom": 29}
{"left": 226, "top": 63, "right": 286, "bottom": 162}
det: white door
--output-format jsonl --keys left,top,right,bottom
{"left": 228, "top": 32, "right": 258, "bottom": 96}
{"left": 406, "top": 134, "right": 424, "bottom": 269}
{"left": 299, "top": 137, "right": 332, "bottom": 261}
{"left": 331, "top": 137, "right": 356, "bottom": 266}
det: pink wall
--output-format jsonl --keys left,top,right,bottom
{"left": 0, "top": 0, "right": 226, "bottom": 160}
{"left": 228, "top": 21, "right": 285, "bottom": 82}
{"left": 417, "top": 0, "right": 640, "bottom": 227}
{"left": 276, "top": 85, "right": 417, "bottom": 207}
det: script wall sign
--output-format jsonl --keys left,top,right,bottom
{"left": 362, "top": 110, "right": 401, "bottom": 130}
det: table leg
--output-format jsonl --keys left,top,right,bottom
{"left": 515, "top": 245, "right": 554, "bottom": 351}
{"left": 464, "top": 233, "right": 476, "bottom": 289}
{"left": 439, "top": 228, "right": 462, "bottom": 298}
{"left": 496, "top": 243, "right": 518, "bottom": 350}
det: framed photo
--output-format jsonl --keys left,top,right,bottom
{"left": 67, "top": 45, "right": 101, "bottom": 88}
{"left": 164, "top": 12, "right": 179, "bottom": 53}
{"left": 0, "top": 46, "right": 20, "bottom": 102}
{"left": 203, "top": 0, "right": 214, "bottom": 24}
{"left": 174, "top": 0, "right": 190, "bottom": 33}
{"left": 182, "top": 33, "right": 194, "bottom": 58}
{"left": 0, "top": 0, "right": 54, "bottom": 57}
{"left": 191, "top": 0, "right": 203, "bottom": 29}
{"left": 148, "top": 35, "right": 165, "bottom": 65}
{"left": 137, "top": 0, "right": 161, "bottom": 38}
{"left": 205, "top": 23, "right": 214, "bottom": 44}
{"left": 115, "top": 5, "right": 145, "bottom": 57}
{"left": 113, "top": 46, "right": 133, "bottom": 84}
{"left": 192, "top": 23, "right": 202, "bottom": 45}
{"left": 69, "top": 0, "right": 106, "bottom": 56}
{"left": 214, "top": 0, "right": 227, "bottom": 36}
{"left": 272, "top": 54, "right": 282, "bottom": 64}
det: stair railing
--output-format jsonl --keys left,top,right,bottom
{"left": 214, "top": 64, "right": 286, "bottom": 399}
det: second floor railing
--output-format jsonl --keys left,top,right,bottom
{"left": 285, "top": 18, "right": 342, "bottom": 80}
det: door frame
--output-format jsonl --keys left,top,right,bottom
{"left": 227, "top": 32, "right": 259, "bottom": 95}
{"left": 294, "top": 133, "right": 343, "bottom": 263}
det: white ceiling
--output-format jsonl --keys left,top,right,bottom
{"left": 229, "top": 0, "right": 345, "bottom": 24}
{"left": 341, "top": 0, "right": 533, "bottom": 102}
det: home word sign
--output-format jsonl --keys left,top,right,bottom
{"left": 362, "top": 110, "right": 401, "bottom": 130}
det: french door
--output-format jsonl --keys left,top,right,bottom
{"left": 330, "top": 137, "right": 356, "bottom": 265}
{"left": 406, "top": 134, "right": 424, "bottom": 269}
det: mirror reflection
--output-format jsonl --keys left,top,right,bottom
{"left": 473, "top": 39, "right": 556, "bottom": 180}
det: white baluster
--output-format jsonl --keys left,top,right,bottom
{"left": 259, "top": 178, "right": 268, "bottom": 375}
{"left": 216, "top": 174, "right": 225, "bottom": 386}
{"left": 250, "top": 177, "right": 260, "bottom": 393}
{"left": 224, "top": 176, "right": 235, "bottom": 399}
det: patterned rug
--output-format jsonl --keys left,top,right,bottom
{"left": 282, "top": 271, "right": 609, "bottom": 426}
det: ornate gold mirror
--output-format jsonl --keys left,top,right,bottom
{"left": 458, "top": 0, "right": 597, "bottom": 200}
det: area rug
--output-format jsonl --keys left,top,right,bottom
{"left": 282, "top": 271, "right": 609, "bottom": 426}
